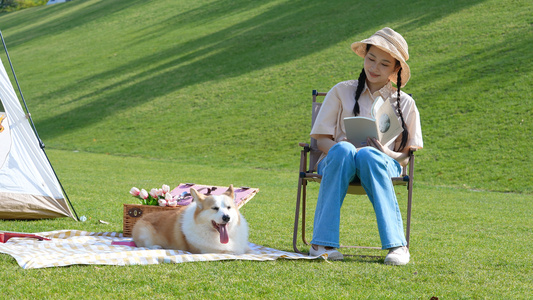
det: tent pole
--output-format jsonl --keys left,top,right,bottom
{"left": 0, "top": 30, "right": 80, "bottom": 221}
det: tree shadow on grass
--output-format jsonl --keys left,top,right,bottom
{"left": 3, "top": 0, "right": 487, "bottom": 139}
{"left": 0, "top": 0, "right": 144, "bottom": 47}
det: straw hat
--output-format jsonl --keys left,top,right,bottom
{"left": 351, "top": 27, "right": 410, "bottom": 87}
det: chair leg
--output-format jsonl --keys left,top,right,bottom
{"left": 405, "top": 152, "right": 415, "bottom": 248}
{"left": 405, "top": 181, "right": 413, "bottom": 248}
{"left": 293, "top": 176, "right": 305, "bottom": 254}
{"left": 301, "top": 179, "right": 309, "bottom": 246}
{"left": 294, "top": 147, "right": 311, "bottom": 254}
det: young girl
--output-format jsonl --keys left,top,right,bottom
{"left": 309, "top": 28, "right": 423, "bottom": 265}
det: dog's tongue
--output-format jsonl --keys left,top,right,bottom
{"left": 219, "top": 223, "right": 229, "bottom": 244}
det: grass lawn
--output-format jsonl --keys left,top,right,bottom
{"left": 0, "top": 0, "right": 532, "bottom": 298}
{"left": 1, "top": 149, "right": 532, "bottom": 299}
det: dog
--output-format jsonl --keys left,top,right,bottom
{"left": 132, "top": 185, "right": 250, "bottom": 254}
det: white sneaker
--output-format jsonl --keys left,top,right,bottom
{"left": 384, "top": 246, "right": 410, "bottom": 265}
{"left": 309, "top": 245, "right": 344, "bottom": 261}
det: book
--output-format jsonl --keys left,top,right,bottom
{"left": 343, "top": 96, "right": 403, "bottom": 148}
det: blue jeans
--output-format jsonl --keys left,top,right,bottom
{"left": 311, "top": 142, "right": 406, "bottom": 250}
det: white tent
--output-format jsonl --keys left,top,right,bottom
{"left": 0, "top": 46, "right": 77, "bottom": 220}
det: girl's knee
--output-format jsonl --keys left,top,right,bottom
{"left": 319, "top": 141, "right": 357, "bottom": 176}
{"left": 356, "top": 147, "right": 380, "bottom": 160}
{"left": 355, "top": 147, "right": 385, "bottom": 169}
{"left": 329, "top": 141, "right": 357, "bottom": 158}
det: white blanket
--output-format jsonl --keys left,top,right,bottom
{"left": 0, "top": 230, "right": 324, "bottom": 269}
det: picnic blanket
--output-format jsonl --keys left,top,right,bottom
{"left": 0, "top": 230, "right": 324, "bottom": 269}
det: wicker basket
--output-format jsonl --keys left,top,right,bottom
{"left": 122, "top": 204, "right": 181, "bottom": 237}
{"left": 123, "top": 183, "right": 259, "bottom": 237}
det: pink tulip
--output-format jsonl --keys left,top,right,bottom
{"left": 158, "top": 199, "right": 167, "bottom": 207}
{"left": 162, "top": 184, "right": 170, "bottom": 194}
{"left": 150, "top": 188, "right": 159, "bottom": 199}
{"left": 165, "top": 193, "right": 173, "bottom": 201}
{"left": 167, "top": 200, "right": 178, "bottom": 207}
{"left": 140, "top": 189, "right": 149, "bottom": 200}
{"left": 130, "top": 187, "right": 140, "bottom": 196}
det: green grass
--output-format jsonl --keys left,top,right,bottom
{"left": 0, "top": 0, "right": 530, "bottom": 192}
{"left": 1, "top": 150, "right": 532, "bottom": 299}
{"left": 0, "top": 0, "right": 532, "bottom": 298}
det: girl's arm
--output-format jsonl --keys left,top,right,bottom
{"left": 317, "top": 135, "right": 411, "bottom": 166}
{"left": 317, "top": 134, "right": 368, "bottom": 154}
{"left": 315, "top": 134, "right": 337, "bottom": 154}
{"left": 367, "top": 137, "right": 410, "bottom": 167}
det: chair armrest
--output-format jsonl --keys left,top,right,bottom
{"left": 299, "top": 143, "right": 311, "bottom": 152}
{"left": 400, "top": 146, "right": 419, "bottom": 176}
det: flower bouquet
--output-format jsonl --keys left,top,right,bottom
{"left": 129, "top": 184, "right": 178, "bottom": 207}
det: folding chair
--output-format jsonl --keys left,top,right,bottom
{"left": 293, "top": 90, "right": 417, "bottom": 255}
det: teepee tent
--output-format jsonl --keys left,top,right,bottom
{"left": 0, "top": 31, "right": 77, "bottom": 220}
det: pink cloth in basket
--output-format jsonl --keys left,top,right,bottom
{"left": 170, "top": 183, "right": 258, "bottom": 208}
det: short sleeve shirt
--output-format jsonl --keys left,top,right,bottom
{"left": 310, "top": 80, "right": 423, "bottom": 160}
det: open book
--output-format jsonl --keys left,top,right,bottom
{"left": 343, "top": 96, "right": 403, "bottom": 148}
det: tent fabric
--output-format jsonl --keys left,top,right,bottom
{"left": 0, "top": 57, "right": 75, "bottom": 220}
{"left": 0, "top": 192, "right": 72, "bottom": 219}
{"left": 0, "top": 230, "right": 325, "bottom": 269}
{"left": 0, "top": 112, "right": 10, "bottom": 168}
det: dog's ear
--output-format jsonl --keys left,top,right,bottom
{"left": 224, "top": 184, "right": 235, "bottom": 200}
{"left": 190, "top": 188, "right": 206, "bottom": 208}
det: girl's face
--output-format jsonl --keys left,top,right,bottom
{"left": 363, "top": 45, "right": 400, "bottom": 91}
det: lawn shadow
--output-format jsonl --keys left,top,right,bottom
{"left": 0, "top": 0, "right": 144, "bottom": 47}
{"left": 3, "top": 0, "right": 487, "bottom": 139}
{"left": 344, "top": 255, "right": 384, "bottom": 264}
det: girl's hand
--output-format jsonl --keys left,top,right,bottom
{"left": 367, "top": 137, "right": 410, "bottom": 167}
{"left": 367, "top": 137, "right": 387, "bottom": 154}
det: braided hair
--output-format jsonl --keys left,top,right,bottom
{"left": 352, "top": 68, "right": 366, "bottom": 116}
{"left": 352, "top": 44, "right": 371, "bottom": 117}
{"left": 353, "top": 44, "right": 409, "bottom": 151}
{"left": 395, "top": 68, "right": 409, "bottom": 151}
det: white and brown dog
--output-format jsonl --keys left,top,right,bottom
{"left": 132, "top": 185, "right": 249, "bottom": 254}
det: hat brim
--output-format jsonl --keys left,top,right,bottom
{"left": 351, "top": 41, "right": 410, "bottom": 88}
